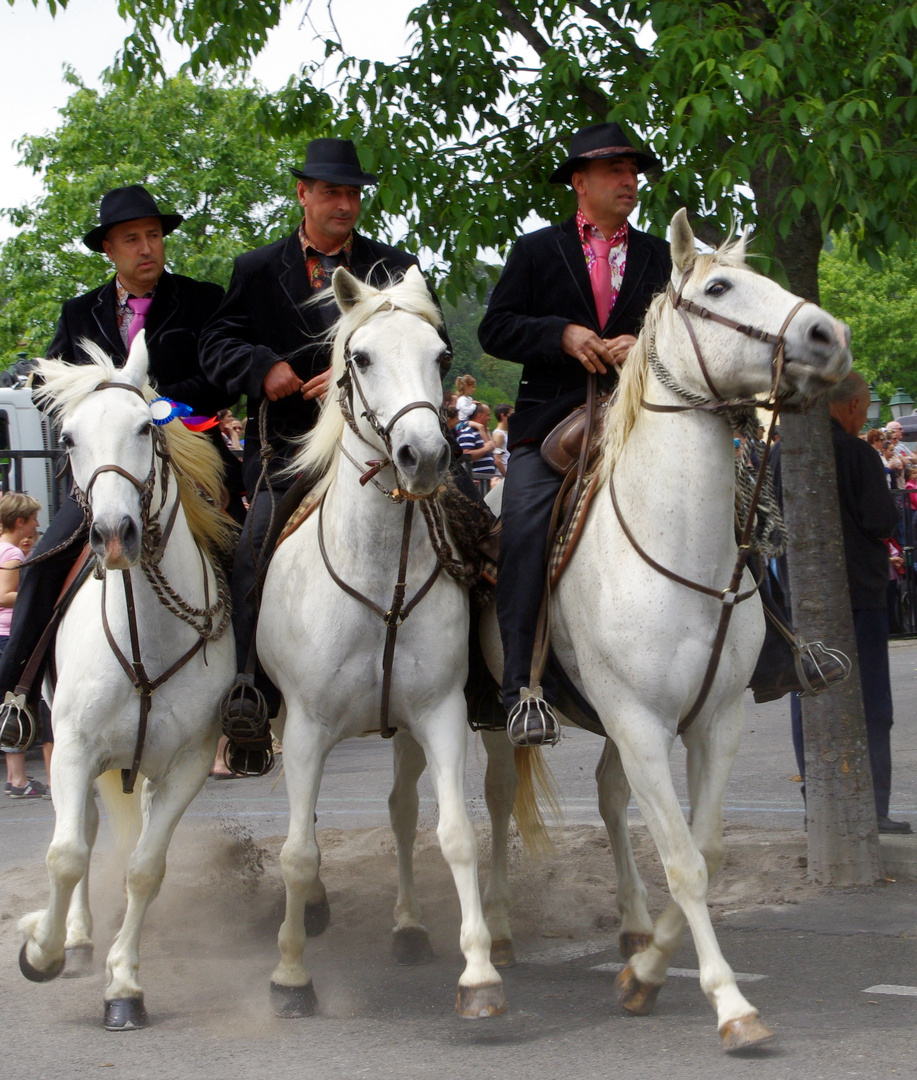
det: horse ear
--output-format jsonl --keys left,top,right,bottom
{"left": 332, "top": 266, "right": 369, "bottom": 311}
{"left": 403, "top": 265, "right": 426, "bottom": 290}
{"left": 669, "top": 208, "right": 697, "bottom": 277}
{"left": 122, "top": 329, "right": 150, "bottom": 389}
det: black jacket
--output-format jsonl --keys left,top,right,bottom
{"left": 831, "top": 417, "right": 900, "bottom": 609}
{"left": 478, "top": 216, "right": 671, "bottom": 446}
{"left": 199, "top": 230, "right": 424, "bottom": 486}
{"left": 47, "top": 271, "right": 232, "bottom": 416}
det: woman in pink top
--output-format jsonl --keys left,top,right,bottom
{"left": 0, "top": 493, "right": 47, "bottom": 798}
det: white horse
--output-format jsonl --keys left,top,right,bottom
{"left": 258, "top": 266, "right": 504, "bottom": 1020}
{"left": 17, "top": 336, "right": 236, "bottom": 1030}
{"left": 478, "top": 209, "right": 851, "bottom": 1049}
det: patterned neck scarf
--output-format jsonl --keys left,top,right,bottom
{"left": 577, "top": 210, "right": 628, "bottom": 323}
{"left": 299, "top": 222, "right": 354, "bottom": 290}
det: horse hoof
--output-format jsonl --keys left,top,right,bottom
{"left": 490, "top": 938, "right": 516, "bottom": 968}
{"left": 104, "top": 996, "right": 149, "bottom": 1030}
{"left": 392, "top": 927, "right": 434, "bottom": 966}
{"left": 304, "top": 896, "right": 330, "bottom": 938}
{"left": 618, "top": 932, "right": 652, "bottom": 959}
{"left": 455, "top": 981, "right": 506, "bottom": 1019}
{"left": 720, "top": 1013, "right": 775, "bottom": 1052}
{"left": 19, "top": 941, "right": 64, "bottom": 983}
{"left": 61, "top": 943, "right": 95, "bottom": 978}
{"left": 614, "top": 963, "right": 662, "bottom": 1015}
{"left": 270, "top": 980, "right": 317, "bottom": 1019}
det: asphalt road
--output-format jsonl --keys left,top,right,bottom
{"left": 3, "top": 642, "right": 917, "bottom": 1079}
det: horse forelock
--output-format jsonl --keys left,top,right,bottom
{"left": 35, "top": 345, "right": 234, "bottom": 559}
{"left": 289, "top": 271, "right": 442, "bottom": 488}
{"left": 33, "top": 343, "right": 142, "bottom": 423}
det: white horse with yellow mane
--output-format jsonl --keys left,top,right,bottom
{"left": 16, "top": 335, "right": 236, "bottom": 1030}
{"left": 257, "top": 266, "right": 506, "bottom": 1019}
{"left": 480, "top": 209, "right": 851, "bottom": 1050}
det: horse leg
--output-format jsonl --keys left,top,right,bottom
{"left": 61, "top": 783, "right": 100, "bottom": 978}
{"left": 103, "top": 752, "right": 209, "bottom": 1030}
{"left": 414, "top": 700, "right": 506, "bottom": 1018}
{"left": 270, "top": 718, "right": 332, "bottom": 1018}
{"left": 389, "top": 730, "right": 434, "bottom": 965}
{"left": 18, "top": 751, "right": 97, "bottom": 984}
{"left": 609, "top": 711, "right": 772, "bottom": 1049}
{"left": 480, "top": 728, "right": 518, "bottom": 967}
{"left": 594, "top": 739, "right": 654, "bottom": 960}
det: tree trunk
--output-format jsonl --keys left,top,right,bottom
{"left": 780, "top": 407, "right": 881, "bottom": 885}
{"left": 766, "top": 203, "right": 880, "bottom": 885}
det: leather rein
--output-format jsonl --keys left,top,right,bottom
{"left": 71, "top": 381, "right": 228, "bottom": 792}
{"left": 609, "top": 270, "right": 806, "bottom": 734}
{"left": 320, "top": 353, "right": 448, "bottom": 738}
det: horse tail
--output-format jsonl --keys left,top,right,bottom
{"left": 95, "top": 770, "right": 142, "bottom": 858}
{"left": 512, "top": 747, "right": 562, "bottom": 858}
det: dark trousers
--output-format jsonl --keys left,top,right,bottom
{"left": 0, "top": 496, "right": 86, "bottom": 696}
{"left": 792, "top": 606, "right": 893, "bottom": 817}
{"left": 231, "top": 481, "right": 291, "bottom": 678}
{"left": 496, "top": 443, "right": 563, "bottom": 712}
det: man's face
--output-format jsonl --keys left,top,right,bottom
{"left": 101, "top": 217, "right": 165, "bottom": 293}
{"left": 572, "top": 157, "right": 639, "bottom": 230}
{"left": 475, "top": 406, "right": 491, "bottom": 427}
{"left": 298, "top": 179, "right": 362, "bottom": 249}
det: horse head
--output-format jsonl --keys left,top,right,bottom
{"left": 664, "top": 208, "right": 851, "bottom": 403}
{"left": 297, "top": 266, "right": 452, "bottom": 498}
{"left": 37, "top": 333, "right": 161, "bottom": 570}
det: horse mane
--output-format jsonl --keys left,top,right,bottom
{"left": 598, "top": 238, "right": 749, "bottom": 488}
{"left": 33, "top": 344, "right": 236, "bottom": 560}
{"left": 287, "top": 270, "right": 443, "bottom": 497}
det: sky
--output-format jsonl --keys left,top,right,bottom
{"left": 0, "top": 0, "right": 419, "bottom": 240}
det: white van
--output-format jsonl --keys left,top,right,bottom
{"left": 0, "top": 387, "right": 66, "bottom": 529}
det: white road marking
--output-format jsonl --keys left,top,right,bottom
{"left": 521, "top": 940, "right": 616, "bottom": 965}
{"left": 591, "top": 961, "right": 767, "bottom": 982}
{"left": 863, "top": 984, "right": 917, "bottom": 997}
{"left": 519, "top": 941, "right": 767, "bottom": 982}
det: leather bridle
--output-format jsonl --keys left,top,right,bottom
{"left": 610, "top": 269, "right": 806, "bottom": 733}
{"left": 69, "top": 381, "right": 229, "bottom": 792}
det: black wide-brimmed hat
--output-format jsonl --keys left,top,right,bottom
{"left": 549, "top": 122, "right": 661, "bottom": 185}
{"left": 83, "top": 185, "right": 183, "bottom": 252}
{"left": 289, "top": 138, "right": 379, "bottom": 187}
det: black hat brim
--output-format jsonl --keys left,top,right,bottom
{"left": 290, "top": 165, "right": 379, "bottom": 187}
{"left": 83, "top": 213, "right": 184, "bottom": 253}
{"left": 549, "top": 149, "right": 661, "bottom": 185}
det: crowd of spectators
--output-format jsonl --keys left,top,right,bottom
{"left": 445, "top": 375, "right": 513, "bottom": 497}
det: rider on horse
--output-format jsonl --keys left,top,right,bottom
{"left": 0, "top": 185, "right": 233, "bottom": 749}
{"left": 479, "top": 119, "right": 847, "bottom": 748}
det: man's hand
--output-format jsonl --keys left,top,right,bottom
{"left": 263, "top": 361, "right": 303, "bottom": 401}
{"left": 301, "top": 368, "right": 333, "bottom": 402}
{"left": 561, "top": 326, "right": 638, "bottom": 374}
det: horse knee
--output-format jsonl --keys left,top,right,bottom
{"left": 47, "top": 841, "right": 90, "bottom": 889}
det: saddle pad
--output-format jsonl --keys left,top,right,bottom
{"left": 548, "top": 470, "right": 601, "bottom": 589}
{"left": 275, "top": 493, "right": 320, "bottom": 548}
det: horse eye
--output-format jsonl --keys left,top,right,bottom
{"left": 705, "top": 279, "right": 730, "bottom": 297}
{"left": 59, "top": 433, "right": 73, "bottom": 451}
{"left": 352, "top": 350, "right": 371, "bottom": 370}
{"left": 438, "top": 349, "right": 453, "bottom": 373}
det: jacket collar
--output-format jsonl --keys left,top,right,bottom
{"left": 91, "top": 271, "right": 179, "bottom": 359}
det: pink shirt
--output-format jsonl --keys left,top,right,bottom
{"left": 0, "top": 540, "right": 25, "bottom": 636}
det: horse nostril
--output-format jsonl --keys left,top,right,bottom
{"left": 808, "top": 320, "right": 832, "bottom": 346}
{"left": 89, "top": 523, "right": 104, "bottom": 550}
{"left": 437, "top": 443, "right": 451, "bottom": 476}
{"left": 119, "top": 516, "right": 139, "bottom": 551}
{"left": 396, "top": 445, "right": 419, "bottom": 475}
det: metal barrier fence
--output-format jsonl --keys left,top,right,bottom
{"left": 0, "top": 449, "right": 67, "bottom": 520}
